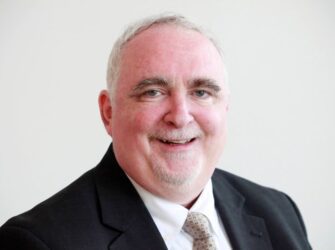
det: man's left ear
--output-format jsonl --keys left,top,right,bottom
{"left": 98, "top": 90, "right": 113, "bottom": 136}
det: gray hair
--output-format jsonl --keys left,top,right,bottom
{"left": 106, "top": 13, "right": 228, "bottom": 98}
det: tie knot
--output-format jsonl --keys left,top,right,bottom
{"left": 183, "top": 212, "right": 212, "bottom": 239}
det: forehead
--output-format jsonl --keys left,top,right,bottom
{"left": 118, "top": 24, "right": 225, "bottom": 86}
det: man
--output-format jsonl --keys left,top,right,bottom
{"left": 0, "top": 14, "right": 311, "bottom": 249}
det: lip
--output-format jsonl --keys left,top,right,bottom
{"left": 154, "top": 137, "right": 197, "bottom": 150}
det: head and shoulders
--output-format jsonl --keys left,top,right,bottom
{"left": 0, "top": 13, "right": 302, "bottom": 240}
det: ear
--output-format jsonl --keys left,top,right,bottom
{"left": 98, "top": 90, "right": 113, "bottom": 136}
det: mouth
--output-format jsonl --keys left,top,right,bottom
{"left": 158, "top": 138, "right": 196, "bottom": 145}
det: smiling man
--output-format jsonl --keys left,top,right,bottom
{"left": 99, "top": 23, "right": 228, "bottom": 209}
{"left": 0, "top": 14, "right": 311, "bottom": 250}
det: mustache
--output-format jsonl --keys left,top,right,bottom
{"left": 149, "top": 127, "right": 203, "bottom": 140}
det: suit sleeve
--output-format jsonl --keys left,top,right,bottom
{"left": 0, "top": 225, "right": 50, "bottom": 250}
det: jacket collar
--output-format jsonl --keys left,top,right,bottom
{"left": 93, "top": 144, "right": 168, "bottom": 250}
{"left": 212, "top": 170, "right": 273, "bottom": 250}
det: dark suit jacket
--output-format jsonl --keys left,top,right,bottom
{"left": 0, "top": 144, "right": 311, "bottom": 249}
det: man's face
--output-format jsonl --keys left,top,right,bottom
{"left": 101, "top": 24, "right": 228, "bottom": 205}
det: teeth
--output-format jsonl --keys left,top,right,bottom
{"left": 161, "top": 139, "right": 192, "bottom": 144}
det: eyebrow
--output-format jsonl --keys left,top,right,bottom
{"left": 189, "top": 78, "right": 222, "bottom": 92}
{"left": 131, "top": 77, "right": 169, "bottom": 93}
{"left": 129, "top": 76, "right": 222, "bottom": 96}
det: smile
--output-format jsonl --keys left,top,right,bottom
{"left": 158, "top": 138, "right": 196, "bottom": 145}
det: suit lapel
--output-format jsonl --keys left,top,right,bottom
{"left": 212, "top": 170, "right": 273, "bottom": 250}
{"left": 94, "top": 145, "right": 167, "bottom": 250}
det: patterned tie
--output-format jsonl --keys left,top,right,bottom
{"left": 183, "top": 212, "right": 217, "bottom": 250}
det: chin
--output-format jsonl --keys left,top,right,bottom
{"left": 151, "top": 160, "right": 202, "bottom": 187}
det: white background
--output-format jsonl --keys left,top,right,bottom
{"left": 0, "top": 0, "right": 334, "bottom": 249}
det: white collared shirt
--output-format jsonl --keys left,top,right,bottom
{"left": 128, "top": 177, "right": 232, "bottom": 250}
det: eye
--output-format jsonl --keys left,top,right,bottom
{"left": 193, "top": 89, "right": 210, "bottom": 98}
{"left": 143, "top": 89, "right": 162, "bottom": 97}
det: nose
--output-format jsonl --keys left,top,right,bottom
{"left": 163, "top": 93, "right": 194, "bottom": 128}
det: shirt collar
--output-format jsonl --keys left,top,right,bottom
{"left": 189, "top": 179, "right": 223, "bottom": 240}
{"left": 128, "top": 176, "right": 220, "bottom": 249}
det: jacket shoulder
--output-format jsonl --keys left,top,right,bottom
{"left": 212, "top": 169, "right": 311, "bottom": 249}
{"left": 0, "top": 167, "right": 111, "bottom": 249}
{"left": 213, "top": 168, "right": 291, "bottom": 204}
{"left": 213, "top": 169, "right": 302, "bottom": 216}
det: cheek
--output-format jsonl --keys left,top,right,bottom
{"left": 198, "top": 109, "right": 227, "bottom": 164}
{"left": 127, "top": 105, "right": 165, "bottom": 135}
{"left": 197, "top": 108, "right": 227, "bottom": 136}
